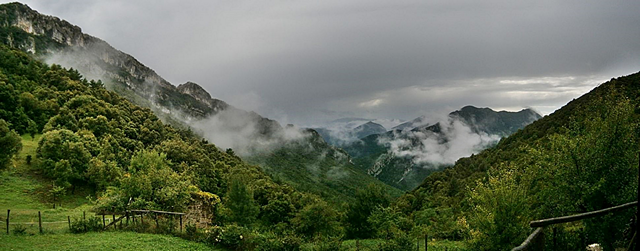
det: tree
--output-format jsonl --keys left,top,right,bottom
{"left": 118, "top": 150, "right": 196, "bottom": 211}
{"left": 292, "top": 200, "right": 343, "bottom": 239}
{"left": 50, "top": 185, "right": 65, "bottom": 208}
{"left": 346, "top": 183, "right": 391, "bottom": 239}
{"left": 0, "top": 119, "right": 22, "bottom": 169}
{"left": 226, "top": 176, "right": 259, "bottom": 226}
{"left": 36, "top": 129, "right": 91, "bottom": 189}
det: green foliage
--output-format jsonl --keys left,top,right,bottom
{"left": 0, "top": 37, "right": 354, "bottom": 247}
{"left": 292, "top": 200, "right": 343, "bottom": 239}
{"left": 50, "top": 185, "right": 66, "bottom": 206}
{"left": 405, "top": 73, "right": 640, "bottom": 249}
{"left": 466, "top": 167, "right": 532, "bottom": 250}
{"left": 13, "top": 224, "right": 28, "bottom": 235}
{"left": 346, "top": 183, "right": 392, "bottom": 239}
{"left": 36, "top": 129, "right": 91, "bottom": 188}
{"left": 69, "top": 217, "right": 103, "bottom": 233}
{"left": 368, "top": 206, "right": 412, "bottom": 240}
{"left": 245, "top": 131, "right": 403, "bottom": 204}
{"left": 226, "top": 176, "right": 259, "bottom": 226}
{"left": 118, "top": 150, "right": 197, "bottom": 211}
{"left": 0, "top": 118, "right": 21, "bottom": 169}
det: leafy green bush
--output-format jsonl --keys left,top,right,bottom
{"left": 70, "top": 217, "right": 102, "bottom": 233}
{"left": 311, "top": 236, "right": 344, "bottom": 251}
{"left": 378, "top": 232, "right": 414, "bottom": 251}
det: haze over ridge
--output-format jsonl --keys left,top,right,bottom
{"left": 5, "top": 0, "right": 640, "bottom": 126}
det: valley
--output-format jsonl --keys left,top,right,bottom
{"left": 1, "top": 1, "right": 639, "bottom": 250}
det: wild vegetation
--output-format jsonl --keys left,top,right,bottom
{"left": 0, "top": 44, "right": 453, "bottom": 250}
{"left": 396, "top": 73, "right": 640, "bottom": 250}
{"left": 1, "top": 2, "right": 638, "bottom": 250}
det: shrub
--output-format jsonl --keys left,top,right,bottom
{"left": 378, "top": 232, "right": 414, "bottom": 251}
{"left": 13, "top": 224, "right": 28, "bottom": 235}
{"left": 69, "top": 216, "right": 102, "bottom": 233}
{"left": 312, "top": 236, "right": 344, "bottom": 251}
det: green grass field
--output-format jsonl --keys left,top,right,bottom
{"left": 0, "top": 231, "right": 214, "bottom": 251}
{"left": 0, "top": 135, "right": 221, "bottom": 250}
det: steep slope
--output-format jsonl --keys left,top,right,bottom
{"left": 344, "top": 106, "right": 540, "bottom": 190}
{"left": 245, "top": 129, "right": 402, "bottom": 202}
{"left": 353, "top": 121, "right": 387, "bottom": 139}
{"left": 0, "top": 2, "right": 279, "bottom": 128}
{"left": 392, "top": 115, "right": 429, "bottom": 131}
{"left": 0, "top": 2, "right": 400, "bottom": 203}
{"left": 402, "top": 72, "right": 640, "bottom": 248}
{"left": 315, "top": 120, "right": 388, "bottom": 146}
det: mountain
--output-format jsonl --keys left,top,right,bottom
{"left": 353, "top": 121, "right": 387, "bottom": 139}
{"left": 315, "top": 120, "right": 388, "bottom": 146}
{"left": 0, "top": 2, "right": 280, "bottom": 129}
{"left": 392, "top": 115, "right": 429, "bottom": 131}
{"left": 0, "top": 2, "right": 400, "bottom": 203}
{"left": 403, "top": 73, "right": 640, "bottom": 249}
{"left": 343, "top": 106, "right": 541, "bottom": 190}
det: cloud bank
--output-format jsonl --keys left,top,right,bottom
{"left": 378, "top": 118, "right": 501, "bottom": 166}
{"left": 11, "top": 0, "right": 640, "bottom": 125}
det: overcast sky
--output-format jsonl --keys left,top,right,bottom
{"left": 6, "top": 0, "right": 640, "bottom": 126}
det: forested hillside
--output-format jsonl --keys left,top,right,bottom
{"left": 0, "top": 44, "right": 358, "bottom": 249}
{"left": 0, "top": 2, "right": 399, "bottom": 204}
{"left": 394, "top": 72, "right": 640, "bottom": 250}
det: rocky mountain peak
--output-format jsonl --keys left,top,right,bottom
{"left": 177, "top": 82, "right": 212, "bottom": 103}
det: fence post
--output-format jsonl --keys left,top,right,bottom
{"left": 636, "top": 152, "right": 639, "bottom": 251}
{"left": 38, "top": 211, "right": 42, "bottom": 234}
{"left": 102, "top": 215, "right": 105, "bottom": 228}
{"left": 126, "top": 211, "right": 129, "bottom": 226}
{"left": 425, "top": 234, "right": 428, "bottom": 251}
{"left": 6, "top": 209, "right": 9, "bottom": 234}
{"left": 68, "top": 216, "right": 71, "bottom": 230}
{"left": 179, "top": 215, "right": 183, "bottom": 232}
{"left": 112, "top": 214, "right": 116, "bottom": 229}
{"left": 553, "top": 227, "right": 557, "bottom": 250}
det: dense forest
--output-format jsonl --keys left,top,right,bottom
{"left": 0, "top": 44, "right": 419, "bottom": 250}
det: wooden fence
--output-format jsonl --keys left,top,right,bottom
{"left": 5, "top": 209, "right": 186, "bottom": 234}
{"left": 512, "top": 201, "right": 638, "bottom": 250}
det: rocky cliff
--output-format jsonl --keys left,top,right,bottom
{"left": 0, "top": 2, "right": 278, "bottom": 131}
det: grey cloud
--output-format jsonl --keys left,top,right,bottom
{"left": 9, "top": 0, "right": 640, "bottom": 126}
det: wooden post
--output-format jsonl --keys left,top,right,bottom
{"left": 102, "top": 215, "right": 105, "bottom": 228}
{"left": 636, "top": 152, "right": 639, "bottom": 251}
{"left": 68, "top": 216, "right": 71, "bottom": 230}
{"left": 38, "top": 211, "right": 42, "bottom": 234}
{"left": 83, "top": 211, "right": 86, "bottom": 220}
{"left": 112, "top": 214, "right": 116, "bottom": 229}
{"left": 179, "top": 215, "right": 183, "bottom": 232}
{"left": 141, "top": 214, "right": 144, "bottom": 225}
{"left": 424, "top": 234, "right": 428, "bottom": 251}
{"left": 126, "top": 211, "right": 129, "bottom": 226}
{"left": 6, "top": 209, "right": 9, "bottom": 235}
{"left": 553, "top": 227, "right": 557, "bottom": 250}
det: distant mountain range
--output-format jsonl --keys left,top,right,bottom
{"left": 341, "top": 106, "right": 541, "bottom": 190}
{"left": 314, "top": 120, "right": 388, "bottom": 146}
